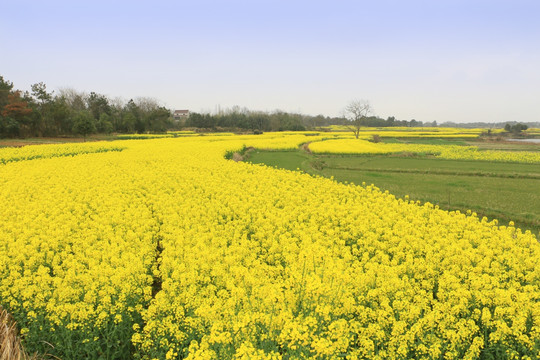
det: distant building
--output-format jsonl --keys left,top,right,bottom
{"left": 173, "top": 110, "right": 190, "bottom": 122}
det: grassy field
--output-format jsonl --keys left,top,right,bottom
{"left": 247, "top": 148, "right": 540, "bottom": 235}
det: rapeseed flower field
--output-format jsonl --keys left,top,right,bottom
{"left": 0, "top": 133, "right": 539, "bottom": 359}
{"left": 309, "top": 139, "right": 540, "bottom": 164}
{"left": 0, "top": 142, "right": 125, "bottom": 164}
{"left": 324, "top": 126, "right": 490, "bottom": 138}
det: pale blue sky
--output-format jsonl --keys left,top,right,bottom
{"left": 1, "top": 0, "right": 539, "bottom": 123}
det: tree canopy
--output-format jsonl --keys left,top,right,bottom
{"left": 2, "top": 75, "right": 492, "bottom": 139}
{"left": 0, "top": 76, "right": 175, "bottom": 138}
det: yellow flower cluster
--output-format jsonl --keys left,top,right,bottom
{"left": 0, "top": 146, "right": 155, "bottom": 357}
{"left": 525, "top": 128, "right": 540, "bottom": 135}
{"left": 326, "top": 126, "right": 487, "bottom": 137}
{"left": 167, "top": 131, "right": 200, "bottom": 137}
{"left": 207, "top": 132, "right": 327, "bottom": 152}
{"left": 1, "top": 134, "right": 539, "bottom": 359}
{"left": 309, "top": 139, "right": 540, "bottom": 163}
{"left": 117, "top": 134, "right": 174, "bottom": 139}
{"left": 0, "top": 141, "right": 124, "bottom": 164}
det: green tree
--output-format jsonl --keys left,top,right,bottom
{"left": 97, "top": 113, "right": 113, "bottom": 134}
{"left": 49, "top": 96, "right": 72, "bottom": 135}
{"left": 505, "top": 123, "right": 528, "bottom": 134}
{"left": 0, "top": 75, "right": 14, "bottom": 110}
{"left": 0, "top": 75, "right": 15, "bottom": 137}
{"left": 0, "top": 116, "right": 20, "bottom": 137}
{"left": 30, "top": 82, "right": 56, "bottom": 136}
{"left": 409, "top": 119, "right": 421, "bottom": 127}
{"left": 147, "top": 107, "right": 171, "bottom": 133}
{"left": 72, "top": 111, "right": 96, "bottom": 140}
{"left": 513, "top": 123, "right": 528, "bottom": 133}
{"left": 124, "top": 99, "right": 141, "bottom": 133}
{"left": 121, "top": 112, "right": 136, "bottom": 133}
{"left": 87, "top": 92, "right": 111, "bottom": 120}
{"left": 31, "top": 82, "right": 52, "bottom": 105}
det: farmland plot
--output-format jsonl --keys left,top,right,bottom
{"left": 0, "top": 134, "right": 539, "bottom": 360}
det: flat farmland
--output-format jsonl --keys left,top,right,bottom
{"left": 1, "top": 132, "right": 540, "bottom": 360}
{"left": 248, "top": 147, "right": 540, "bottom": 235}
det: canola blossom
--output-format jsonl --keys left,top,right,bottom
{"left": 116, "top": 134, "right": 175, "bottom": 139}
{"left": 524, "top": 128, "right": 540, "bottom": 136}
{"left": 0, "top": 134, "right": 539, "bottom": 360}
{"left": 0, "top": 141, "right": 125, "bottom": 164}
{"left": 167, "top": 131, "right": 200, "bottom": 137}
{"left": 309, "top": 139, "right": 540, "bottom": 164}
{"left": 325, "top": 126, "right": 488, "bottom": 137}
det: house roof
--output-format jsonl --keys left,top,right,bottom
{"left": 174, "top": 110, "right": 189, "bottom": 114}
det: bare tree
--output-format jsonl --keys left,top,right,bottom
{"left": 135, "top": 97, "right": 162, "bottom": 112}
{"left": 57, "top": 87, "right": 88, "bottom": 112}
{"left": 345, "top": 99, "right": 372, "bottom": 139}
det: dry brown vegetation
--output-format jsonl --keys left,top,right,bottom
{"left": 232, "top": 152, "right": 244, "bottom": 162}
{"left": 0, "top": 307, "right": 43, "bottom": 360}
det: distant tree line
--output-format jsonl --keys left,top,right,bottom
{"left": 2, "top": 74, "right": 463, "bottom": 139}
{"left": 186, "top": 106, "right": 308, "bottom": 131}
{"left": 354, "top": 116, "right": 438, "bottom": 128}
{"left": 0, "top": 75, "right": 173, "bottom": 138}
{"left": 185, "top": 106, "right": 436, "bottom": 132}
